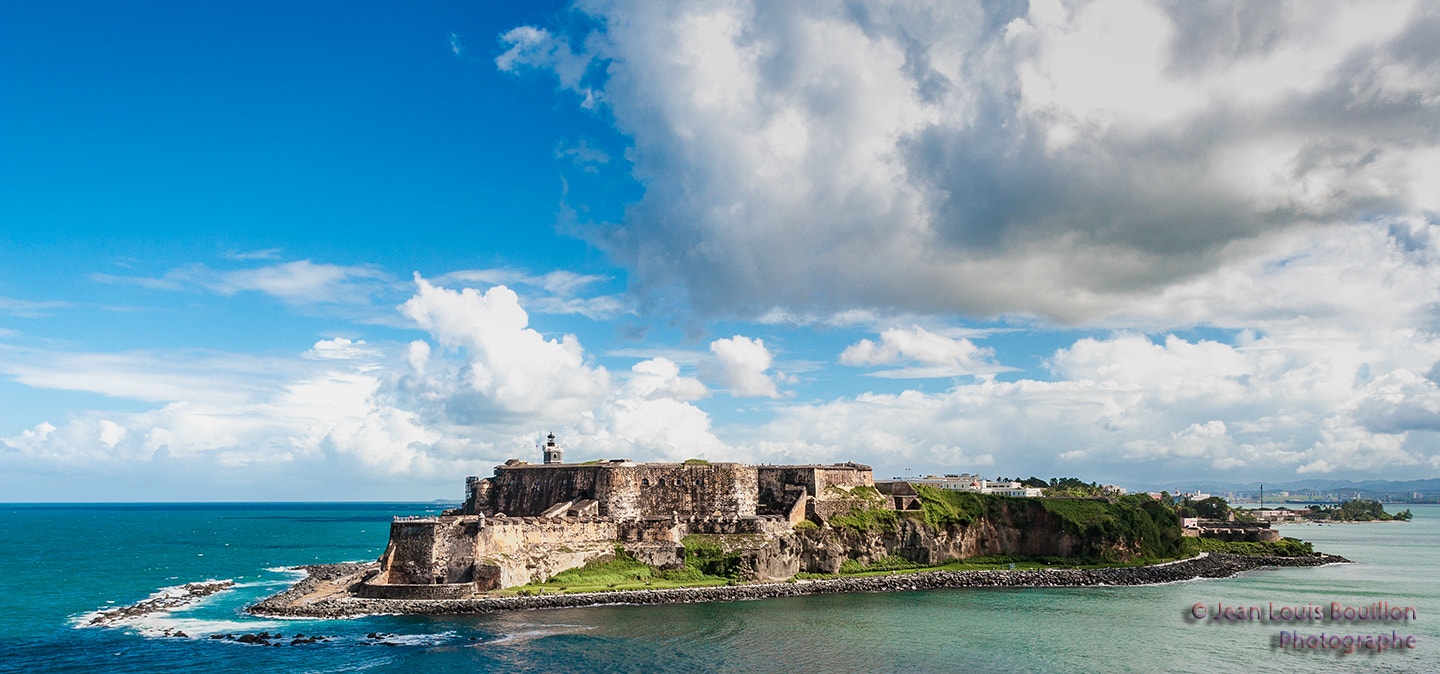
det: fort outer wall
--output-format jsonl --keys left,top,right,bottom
{"left": 755, "top": 464, "right": 873, "bottom": 508}
{"left": 370, "top": 513, "right": 803, "bottom": 596}
{"left": 473, "top": 463, "right": 760, "bottom": 519}
{"left": 374, "top": 516, "right": 621, "bottom": 593}
{"left": 366, "top": 461, "right": 879, "bottom": 597}
{"left": 469, "top": 462, "right": 872, "bottom": 520}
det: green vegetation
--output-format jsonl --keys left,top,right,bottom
{"left": 902, "top": 486, "right": 1182, "bottom": 563}
{"left": 829, "top": 507, "right": 898, "bottom": 533}
{"left": 1042, "top": 477, "right": 1111, "bottom": 498}
{"left": 682, "top": 458, "right": 710, "bottom": 465}
{"left": 838, "top": 555, "right": 922, "bottom": 574}
{"left": 912, "top": 485, "right": 993, "bottom": 529}
{"left": 1176, "top": 496, "right": 1256, "bottom": 522}
{"left": 1038, "top": 494, "right": 1182, "bottom": 562}
{"left": 501, "top": 546, "right": 730, "bottom": 595}
{"left": 1182, "top": 537, "right": 1315, "bottom": 557}
{"left": 578, "top": 460, "right": 603, "bottom": 465}
{"left": 1178, "top": 496, "right": 1230, "bottom": 520}
{"left": 793, "top": 520, "right": 818, "bottom": 531}
{"left": 682, "top": 534, "right": 769, "bottom": 579}
{"left": 827, "top": 486, "right": 900, "bottom": 533}
{"left": 1309, "top": 499, "right": 1412, "bottom": 522}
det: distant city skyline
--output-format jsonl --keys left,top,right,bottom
{"left": 3, "top": 1, "right": 1440, "bottom": 500}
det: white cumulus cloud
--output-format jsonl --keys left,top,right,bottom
{"left": 840, "top": 325, "right": 1010, "bottom": 378}
{"left": 502, "top": 0, "right": 1440, "bottom": 322}
{"left": 702, "top": 335, "right": 783, "bottom": 398}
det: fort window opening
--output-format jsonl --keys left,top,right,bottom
{"left": 641, "top": 478, "right": 650, "bottom": 487}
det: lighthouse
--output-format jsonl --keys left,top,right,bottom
{"left": 542, "top": 432, "right": 563, "bottom": 465}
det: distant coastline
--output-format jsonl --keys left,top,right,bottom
{"left": 249, "top": 552, "right": 1350, "bottom": 619}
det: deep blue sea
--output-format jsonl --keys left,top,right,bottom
{"left": 1, "top": 502, "right": 1436, "bottom": 673}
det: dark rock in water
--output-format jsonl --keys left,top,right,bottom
{"left": 173, "top": 631, "right": 188, "bottom": 639}
{"left": 88, "top": 580, "right": 237, "bottom": 628}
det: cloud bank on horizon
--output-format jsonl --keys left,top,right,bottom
{"left": 3, "top": 0, "right": 1440, "bottom": 500}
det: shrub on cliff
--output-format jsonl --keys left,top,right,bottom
{"left": 830, "top": 507, "right": 899, "bottom": 533}
{"left": 1041, "top": 495, "right": 1182, "bottom": 561}
{"left": 829, "top": 486, "right": 900, "bottom": 533}
{"left": 912, "top": 485, "right": 995, "bottom": 529}
{"left": 542, "top": 547, "right": 654, "bottom": 587}
{"left": 1183, "top": 537, "right": 1314, "bottom": 557}
{"left": 681, "top": 535, "right": 746, "bottom": 578}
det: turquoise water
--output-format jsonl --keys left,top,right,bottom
{"left": 1, "top": 503, "right": 1435, "bottom": 673}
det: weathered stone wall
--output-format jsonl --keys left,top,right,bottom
{"left": 814, "top": 466, "right": 874, "bottom": 491}
{"left": 356, "top": 580, "right": 480, "bottom": 600}
{"left": 378, "top": 515, "right": 621, "bottom": 591}
{"left": 608, "top": 464, "right": 758, "bottom": 519}
{"left": 1195, "top": 523, "right": 1281, "bottom": 543}
{"left": 484, "top": 465, "right": 613, "bottom": 517}
{"left": 380, "top": 518, "right": 483, "bottom": 585}
{"left": 810, "top": 498, "right": 860, "bottom": 522}
{"left": 809, "top": 483, "right": 891, "bottom": 522}
{"left": 683, "top": 516, "right": 794, "bottom": 536}
{"left": 473, "top": 517, "right": 620, "bottom": 588}
{"left": 756, "top": 467, "right": 818, "bottom": 508}
{"left": 480, "top": 463, "right": 763, "bottom": 520}
{"left": 755, "top": 465, "right": 872, "bottom": 513}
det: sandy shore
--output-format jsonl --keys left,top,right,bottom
{"left": 248, "top": 552, "right": 1349, "bottom": 619}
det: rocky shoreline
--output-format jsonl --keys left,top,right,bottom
{"left": 88, "top": 580, "right": 237, "bottom": 627}
{"left": 249, "top": 552, "right": 1349, "bottom": 619}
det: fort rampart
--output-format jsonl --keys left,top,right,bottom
{"left": 366, "top": 454, "right": 874, "bottom": 598}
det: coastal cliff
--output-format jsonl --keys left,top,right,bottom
{"left": 724, "top": 490, "right": 1183, "bottom": 580}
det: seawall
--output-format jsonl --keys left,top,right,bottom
{"left": 249, "top": 552, "right": 1349, "bottom": 619}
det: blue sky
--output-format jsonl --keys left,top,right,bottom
{"left": 4, "top": 0, "right": 1440, "bottom": 501}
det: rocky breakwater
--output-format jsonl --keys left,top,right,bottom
{"left": 87, "top": 580, "right": 236, "bottom": 628}
{"left": 249, "top": 552, "right": 1349, "bottom": 619}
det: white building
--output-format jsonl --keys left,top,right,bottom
{"left": 906, "top": 474, "right": 1042, "bottom": 497}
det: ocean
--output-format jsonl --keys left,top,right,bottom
{"left": 0, "top": 502, "right": 1435, "bottom": 673}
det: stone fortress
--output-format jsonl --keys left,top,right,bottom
{"left": 365, "top": 434, "right": 876, "bottom": 598}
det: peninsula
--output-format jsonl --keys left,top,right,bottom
{"left": 252, "top": 436, "right": 1347, "bottom": 617}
